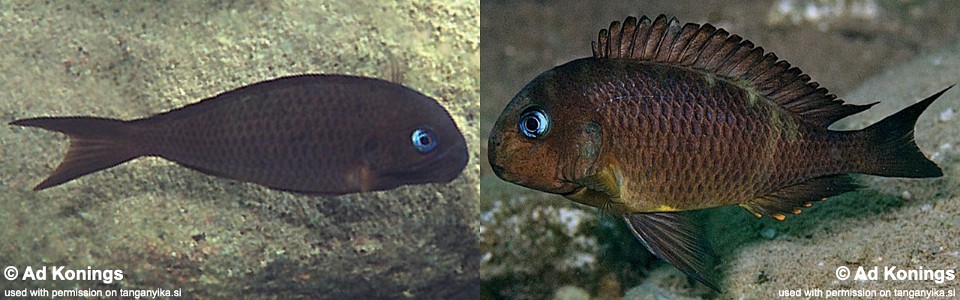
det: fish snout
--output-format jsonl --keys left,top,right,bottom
{"left": 486, "top": 133, "right": 524, "bottom": 184}
{"left": 487, "top": 133, "right": 503, "bottom": 172}
{"left": 427, "top": 137, "right": 470, "bottom": 184}
{"left": 490, "top": 160, "right": 505, "bottom": 177}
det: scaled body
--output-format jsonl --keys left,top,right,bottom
{"left": 510, "top": 58, "right": 887, "bottom": 214}
{"left": 13, "top": 74, "right": 469, "bottom": 195}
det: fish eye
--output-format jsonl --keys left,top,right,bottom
{"left": 518, "top": 107, "right": 549, "bottom": 138}
{"left": 411, "top": 128, "right": 438, "bottom": 153}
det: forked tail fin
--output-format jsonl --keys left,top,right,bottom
{"left": 9, "top": 117, "right": 143, "bottom": 190}
{"left": 858, "top": 86, "right": 950, "bottom": 178}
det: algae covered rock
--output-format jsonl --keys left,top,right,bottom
{"left": 480, "top": 176, "right": 653, "bottom": 299}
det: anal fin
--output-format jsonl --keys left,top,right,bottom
{"left": 742, "top": 174, "right": 859, "bottom": 220}
{"left": 624, "top": 212, "right": 720, "bottom": 291}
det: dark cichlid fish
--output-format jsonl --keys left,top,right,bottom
{"left": 487, "top": 15, "right": 946, "bottom": 290}
{"left": 12, "top": 74, "right": 468, "bottom": 195}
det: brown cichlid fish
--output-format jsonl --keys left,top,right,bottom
{"left": 12, "top": 74, "right": 468, "bottom": 195}
{"left": 488, "top": 15, "right": 946, "bottom": 290}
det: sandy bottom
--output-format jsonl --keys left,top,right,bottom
{"left": 0, "top": 1, "right": 479, "bottom": 298}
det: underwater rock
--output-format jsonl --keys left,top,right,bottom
{"left": 553, "top": 285, "right": 590, "bottom": 300}
{"left": 940, "top": 107, "right": 955, "bottom": 122}
{"left": 760, "top": 228, "right": 777, "bottom": 240}
{"left": 622, "top": 267, "right": 713, "bottom": 300}
{"left": 623, "top": 283, "right": 694, "bottom": 300}
{"left": 480, "top": 176, "right": 652, "bottom": 299}
{"left": 767, "top": 0, "right": 881, "bottom": 29}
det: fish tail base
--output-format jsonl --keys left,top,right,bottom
{"left": 9, "top": 116, "right": 143, "bottom": 190}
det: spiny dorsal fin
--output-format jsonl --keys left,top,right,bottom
{"left": 592, "top": 15, "right": 876, "bottom": 128}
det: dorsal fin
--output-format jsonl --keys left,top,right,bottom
{"left": 592, "top": 15, "right": 876, "bottom": 128}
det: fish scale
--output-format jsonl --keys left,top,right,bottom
{"left": 589, "top": 61, "right": 792, "bottom": 210}
{"left": 11, "top": 74, "right": 468, "bottom": 195}
{"left": 488, "top": 15, "right": 946, "bottom": 291}
{"left": 144, "top": 79, "right": 387, "bottom": 191}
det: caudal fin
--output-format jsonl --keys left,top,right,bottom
{"left": 859, "top": 86, "right": 950, "bottom": 178}
{"left": 9, "top": 117, "right": 143, "bottom": 190}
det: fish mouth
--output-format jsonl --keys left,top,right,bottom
{"left": 487, "top": 147, "right": 511, "bottom": 181}
{"left": 487, "top": 133, "right": 506, "bottom": 177}
{"left": 434, "top": 142, "right": 471, "bottom": 182}
{"left": 488, "top": 158, "right": 520, "bottom": 184}
{"left": 382, "top": 141, "right": 469, "bottom": 185}
{"left": 490, "top": 163, "right": 505, "bottom": 177}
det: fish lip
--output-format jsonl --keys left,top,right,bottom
{"left": 490, "top": 163, "right": 505, "bottom": 177}
{"left": 379, "top": 141, "right": 469, "bottom": 184}
{"left": 487, "top": 154, "right": 511, "bottom": 181}
{"left": 439, "top": 141, "right": 471, "bottom": 181}
{"left": 487, "top": 133, "right": 510, "bottom": 179}
{"left": 488, "top": 157, "right": 578, "bottom": 194}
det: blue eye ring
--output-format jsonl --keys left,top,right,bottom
{"left": 411, "top": 128, "right": 438, "bottom": 153}
{"left": 518, "top": 107, "right": 549, "bottom": 138}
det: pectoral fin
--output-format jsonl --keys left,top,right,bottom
{"left": 577, "top": 164, "right": 622, "bottom": 197}
{"left": 624, "top": 212, "right": 719, "bottom": 291}
{"left": 566, "top": 165, "right": 624, "bottom": 210}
